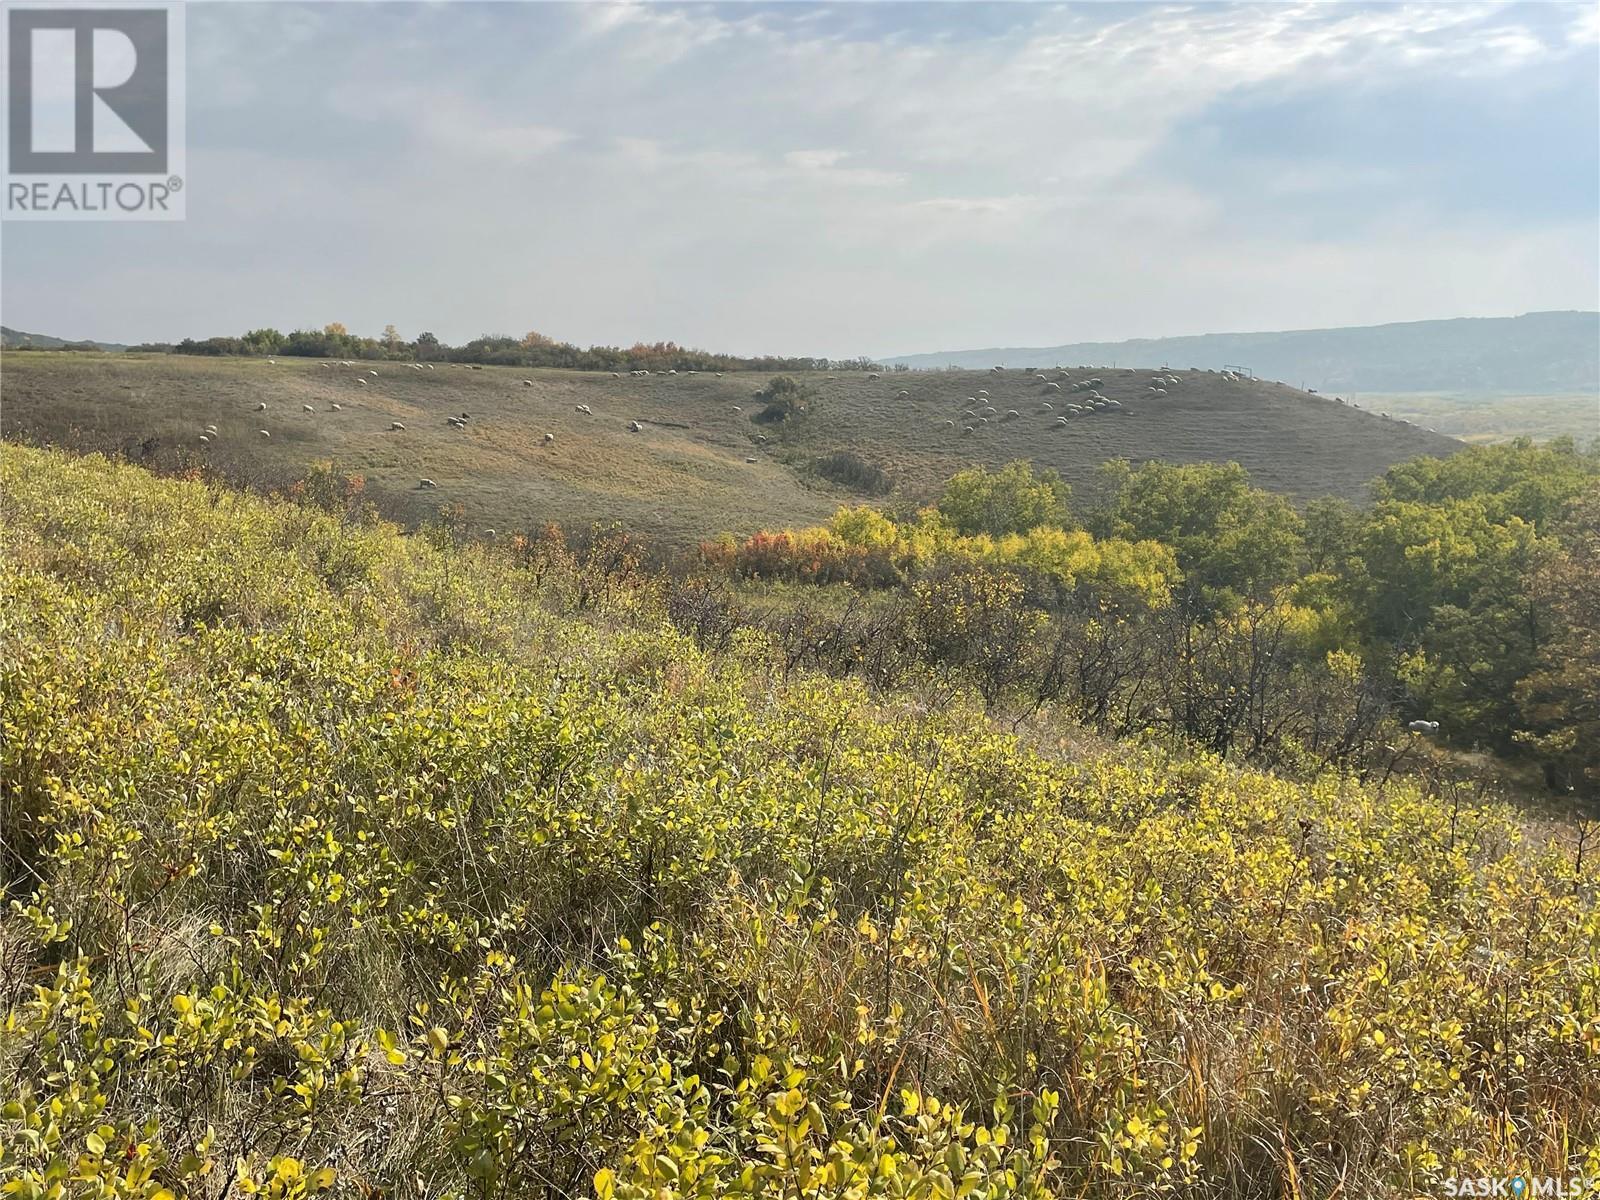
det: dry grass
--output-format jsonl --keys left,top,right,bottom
{"left": 2, "top": 353, "right": 1463, "bottom": 545}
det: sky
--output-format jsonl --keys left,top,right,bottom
{"left": 3, "top": 0, "right": 1597, "bottom": 359}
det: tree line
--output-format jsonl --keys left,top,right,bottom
{"left": 135, "top": 323, "right": 880, "bottom": 373}
{"left": 671, "top": 442, "right": 1599, "bottom": 797}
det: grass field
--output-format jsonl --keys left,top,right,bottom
{"left": 1, "top": 352, "right": 1462, "bottom": 544}
{"left": 1341, "top": 390, "right": 1600, "bottom": 444}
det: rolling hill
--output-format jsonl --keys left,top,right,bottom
{"left": 0, "top": 324, "right": 128, "bottom": 352}
{"left": 0, "top": 352, "right": 1459, "bottom": 544}
{"left": 886, "top": 311, "right": 1600, "bottom": 396}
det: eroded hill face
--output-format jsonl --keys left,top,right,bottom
{"left": 0, "top": 353, "right": 1459, "bottom": 543}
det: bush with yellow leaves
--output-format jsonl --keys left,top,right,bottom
{"left": 2, "top": 446, "right": 1596, "bottom": 1199}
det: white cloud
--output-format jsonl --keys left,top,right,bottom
{"left": 4, "top": 2, "right": 1594, "bottom": 357}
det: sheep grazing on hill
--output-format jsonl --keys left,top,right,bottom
{"left": 731, "top": 405, "right": 743, "bottom": 413}
{"left": 357, "top": 378, "right": 368, "bottom": 386}
{"left": 302, "top": 404, "right": 314, "bottom": 413}
{"left": 1040, "top": 402, "right": 1053, "bottom": 412}
{"left": 1044, "top": 382, "right": 1060, "bottom": 392}
{"left": 716, "top": 372, "right": 724, "bottom": 378}
{"left": 575, "top": 404, "right": 592, "bottom": 414}
{"left": 628, "top": 420, "right": 643, "bottom": 432}
{"left": 976, "top": 389, "right": 989, "bottom": 399}
{"left": 198, "top": 434, "right": 210, "bottom": 444}
{"left": 1408, "top": 719, "right": 1440, "bottom": 734}
{"left": 961, "top": 409, "right": 976, "bottom": 418}
{"left": 867, "top": 372, "right": 881, "bottom": 381}
{"left": 258, "top": 429, "right": 271, "bottom": 439}
{"left": 522, "top": 379, "right": 534, "bottom": 387}
{"left": 943, "top": 418, "right": 955, "bottom": 428}
{"left": 419, "top": 479, "right": 436, "bottom": 489}
{"left": 367, "top": 369, "right": 378, "bottom": 377}
{"left": 962, "top": 426, "right": 976, "bottom": 435}
{"left": 205, "top": 424, "right": 218, "bottom": 434}
{"left": 484, "top": 529, "right": 496, "bottom": 538}
{"left": 543, "top": 432, "right": 555, "bottom": 444}
{"left": 897, "top": 389, "right": 910, "bottom": 399}
{"left": 447, "top": 417, "right": 466, "bottom": 428}
{"left": 330, "top": 404, "right": 342, "bottom": 412}
{"left": 1004, "top": 409, "right": 1020, "bottom": 420}
{"left": 426, "top": 364, "right": 435, "bottom": 370}
{"left": 980, "top": 406, "right": 997, "bottom": 416}
{"left": 1054, "top": 416, "right": 1068, "bottom": 426}
{"left": 267, "top": 359, "right": 276, "bottom": 365}
{"left": 389, "top": 421, "right": 406, "bottom": 431}
{"left": 612, "top": 372, "right": 621, "bottom": 378}
{"left": 255, "top": 402, "right": 267, "bottom": 411}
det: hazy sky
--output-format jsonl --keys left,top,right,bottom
{"left": 4, "top": 1, "right": 1597, "bottom": 358}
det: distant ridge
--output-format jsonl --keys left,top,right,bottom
{"left": 2, "top": 325, "right": 127, "bottom": 352}
{"left": 885, "top": 311, "right": 1600, "bottom": 395}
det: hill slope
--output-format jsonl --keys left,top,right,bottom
{"left": 0, "top": 324, "right": 127, "bottom": 351}
{"left": 3, "top": 443, "right": 1594, "bottom": 1195}
{"left": 887, "top": 311, "right": 1600, "bottom": 395}
{"left": 1, "top": 352, "right": 1458, "bottom": 543}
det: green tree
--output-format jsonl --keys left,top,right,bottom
{"left": 1375, "top": 438, "right": 1598, "bottom": 531}
{"left": 936, "top": 461, "right": 1071, "bottom": 538}
{"left": 242, "top": 327, "right": 285, "bottom": 354}
{"left": 1358, "top": 498, "right": 1550, "bottom": 749}
{"left": 1101, "top": 460, "right": 1303, "bottom": 600}
{"left": 1514, "top": 483, "right": 1600, "bottom": 796}
{"left": 1302, "top": 496, "right": 1364, "bottom": 575}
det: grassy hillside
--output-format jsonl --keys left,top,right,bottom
{"left": 2, "top": 445, "right": 1596, "bottom": 1198}
{"left": 2, "top": 352, "right": 1458, "bottom": 543}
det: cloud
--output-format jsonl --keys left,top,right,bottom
{"left": 3, "top": 2, "right": 1594, "bottom": 358}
